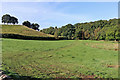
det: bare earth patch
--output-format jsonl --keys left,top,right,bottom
{"left": 107, "top": 65, "right": 120, "bottom": 68}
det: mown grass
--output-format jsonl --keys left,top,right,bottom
{"left": 2, "top": 38, "right": 118, "bottom": 79}
{"left": 1, "top": 25, "right": 53, "bottom": 37}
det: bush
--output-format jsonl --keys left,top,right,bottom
{"left": 1, "top": 33, "right": 67, "bottom": 40}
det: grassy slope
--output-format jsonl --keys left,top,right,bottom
{"left": 1, "top": 25, "right": 54, "bottom": 37}
{"left": 2, "top": 39, "right": 118, "bottom": 78}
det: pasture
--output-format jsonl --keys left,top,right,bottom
{"left": 2, "top": 38, "right": 118, "bottom": 79}
{"left": 1, "top": 25, "right": 53, "bottom": 37}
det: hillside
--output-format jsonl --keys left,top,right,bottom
{"left": 1, "top": 25, "right": 54, "bottom": 37}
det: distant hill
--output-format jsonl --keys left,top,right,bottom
{"left": 1, "top": 25, "right": 54, "bottom": 37}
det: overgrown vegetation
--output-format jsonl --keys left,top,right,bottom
{"left": 41, "top": 18, "right": 120, "bottom": 41}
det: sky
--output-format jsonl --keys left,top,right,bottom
{"left": 1, "top": 2, "right": 118, "bottom": 29}
{"left": 1, "top": 0, "right": 119, "bottom": 2}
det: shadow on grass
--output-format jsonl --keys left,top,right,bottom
{"left": 1, "top": 70, "right": 44, "bottom": 80}
{"left": 2, "top": 70, "right": 80, "bottom": 80}
{"left": 2, "top": 70, "right": 119, "bottom": 80}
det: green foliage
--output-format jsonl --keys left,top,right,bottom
{"left": 54, "top": 29, "right": 59, "bottom": 39}
{"left": 2, "top": 14, "right": 11, "bottom": 24}
{"left": 1, "top": 14, "right": 40, "bottom": 31}
{"left": 41, "top": 18, "right": 119, "bottom": 41}
{"left": 42, "top": 27, "right": 55, "bottom": 35}
{"left": 2, "top": 14, "right": 18, "bottom": 24}
{"left": 22, "top": 21, "right": 31, "bottom": 28}
{"left": 22, "top": 21, "right": 40, "bottom": 31}
{"left": 10, "top": 16, "right": 18, "bottom": 24}
{"left": 31, "top": 23, "right": 40, "bottom": 31}
{"left": 2, "top": 33, "right": 56, "bottom": 40}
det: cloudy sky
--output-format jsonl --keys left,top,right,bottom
{"left": 1, "top": 2, "right": 118, "bottom": 29}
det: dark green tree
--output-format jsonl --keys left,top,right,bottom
{"left": 2, "top": 14, "right": 11, "bottom": 24}
{"left": 41, "top": 18, "right": 119, "bottom": 41}
{"left": 10, "top": 17, "right": 18, "bottom": 24}
{"left": 22, "top": 21, "right": 31, "bottom": 28}
{"left": 2, "top": 14, "right": 18, "bottom": 24}
{"left": 31, "top": 23, "right": 40, "bottom": 31}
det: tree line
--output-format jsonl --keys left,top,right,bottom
{"left": 1, "top": 14, "right": 120, "bottom": 41}
{"left": 1, "top": 14, "right": 40, "bottom": 31}
{"left": 40, "top": 18, "right": 120, "bottom": 41}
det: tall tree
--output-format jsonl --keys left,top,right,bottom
{"left": 22, "top": 21, "right": 31, "bottom": 28}
{"left": 2, "top": 14, "right": 11, "bottom": 24}
{"left": 31, "top": 23, "right": 40, "bottom": 31}
{"left": 54, "top": 29, "right": 58, "bottom": 39}
{"left": 84, "top": 30, "right": 90, "bottom": 40}
{"left": 10, "top": 17, "right": 18, "bottom": 24}
{"left": 2, "top": 14, "right": 18, "bottom": 24}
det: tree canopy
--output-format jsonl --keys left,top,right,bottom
{"left": 22, "top": 21, "right": 40, "bottom": 31}
{"left": 22, "top": 21, "right": 31, "bottom": 28}
{"left": 31, "top": 23, "right": 40, "bottom": 31}
{"left": 41, "top": 18, "right": 120, "bottom": 41}
{"left": 2, "top": 14, "right": 18, "bottom": 24}
{"left": 1, "top": 14, "right": 40, "bottom": 31}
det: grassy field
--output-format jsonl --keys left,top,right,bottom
{"left": 2, "top": 38, "right": 118, "bottom": 79}
{"left": 1, "top": 25, "right": 53, "bottom": 37}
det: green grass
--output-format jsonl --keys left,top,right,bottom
{"left": 2, "top": 38, "right": 118, "bottom": 78}
{"left": 1, "top": 25, "right": 53, "bottom": 37}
